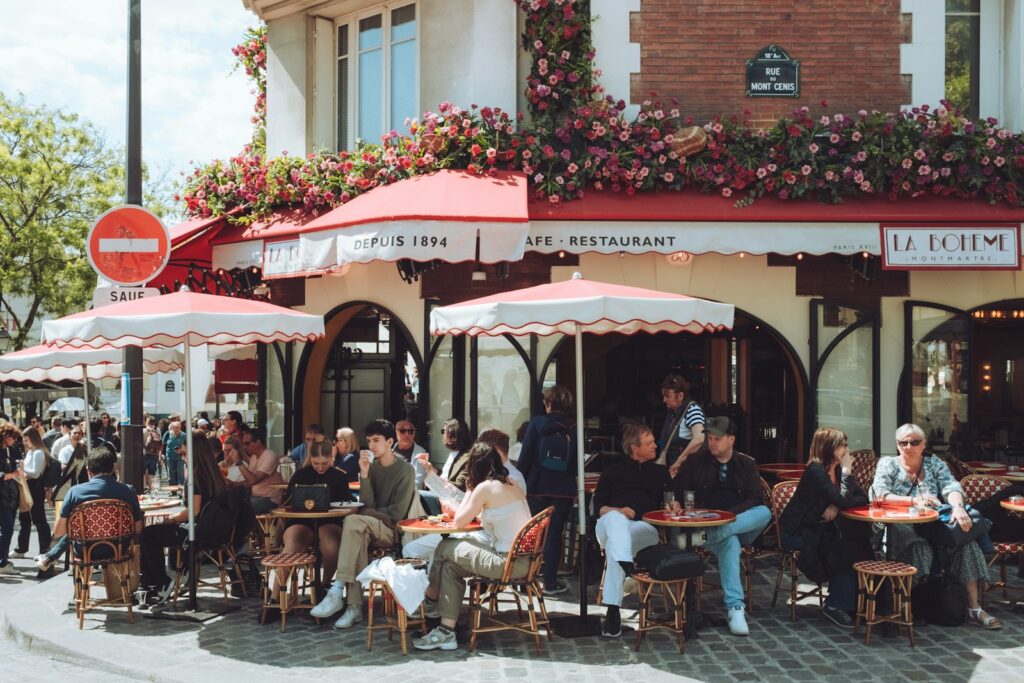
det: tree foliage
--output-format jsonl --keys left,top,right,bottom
{"left": 0, "top": 92, "right": 122, "bottom": 349}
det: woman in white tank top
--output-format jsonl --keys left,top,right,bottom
{"left": 413, "top": 443, "right": 532, "bottom": 652}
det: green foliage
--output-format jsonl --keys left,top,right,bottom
{"left": 0, "top": 92, "right": 122, "bottom": 349}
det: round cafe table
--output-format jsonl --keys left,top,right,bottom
{"left": 998, "top": 471, "right": 1024, "bottom": 484}
{"left": 1000, "top": 499, "right": 1024, "bottom": 514}
{"left": 775, "top": 469, "right": 804, "bottom": 482}
{"left": 642, "top": 509, "right": 736, "bottom": 550}
{"left": 840, "top": 505, "right": 939, "bottom": 560}
{"left": 397, "top": 518, "right": 483, "bottom": 535}
{"left": 758, "top": 462, "right": 806, "bottom": 473}
{"left": 267, "top": 483, "right": 290, "bottom": 490}
{"left": 144, "top": 506, "right": 184, "bottom": 526}
{"left": 270, "top": 507, "right": 355, "bottom": 596}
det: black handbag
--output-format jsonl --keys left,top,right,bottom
{"left": 916, "top": 504, "right": 992, "bottom": 549}
{"left": 634, "top": 544, "right": 705, "bottom": 581}
{"left": 911, "top": 573, "right": 967, "bottom": 626}
{"left": 292, "top": 484, "right": 329, "bottom": 512}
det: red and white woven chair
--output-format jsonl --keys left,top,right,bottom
{"left": 770, "top": 481, "right": 825, "bottom": 621}
{"left": 849, "top": 449, "right": 878, "bottom": 493}
{"left": 67, "top": 498, "right": 138, "bottom": 629}
{"left": 467, "top": 506, "right": 554, "bottom": 654}
{"left": 961, "top": 474, "right": 1024, "bottom": 604}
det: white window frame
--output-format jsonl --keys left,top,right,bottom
{"left": 336, "top": 1, "right": 420, "bottom": 151}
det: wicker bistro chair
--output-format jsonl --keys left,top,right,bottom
{"left": 171, "top": 525, "right": 248, "bottom": 606}
{"left": 467, "top": 506, "right": 554, "bottom": 654}
{"left": 961, "top": 474, "right": 1024, "bottom": 604}
{"left": 849, "top": 450, "right": 878, "bottom": 493}
{"left": 259, "top": 552, "right": 317, "bottom": 632}
{"left": 67, "top": 498, "right": 138, "bottom": 629}
{"left": 770, "top": 481, "right": 825, "bottom": 621}
{"left": 853, "top": 559, "right": 917, "bottom": 646}
{"left": 366, "top": 558, "right": 429, "bottom": 655}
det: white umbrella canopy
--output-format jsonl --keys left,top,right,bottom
{"left": 42, "top": 288, "right": 325, "bottom": 613}
{"left": 0, "top": 344, "right": 184, "bottom": 383}
{"left": 46, "top": 397, "right": 86, "bottom": 413}
{"left": 430, "top": 272, "right": 735, "bottom": 626}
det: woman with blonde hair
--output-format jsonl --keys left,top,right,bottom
{"left": 779, "top": 426, "right": 871, "bottom": 628}
{"left": 332, "top": 427, "right": 360, "bottom": 484}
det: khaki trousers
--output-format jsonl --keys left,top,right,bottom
{"left": 334, "top": 513, "right": 397, "bottom": 606}
{"left": 428, "top": 536, "right": 529, "bottom": 622}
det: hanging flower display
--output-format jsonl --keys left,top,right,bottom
{"left": 180, "top": 2, "right": 1024, "bottom": 219}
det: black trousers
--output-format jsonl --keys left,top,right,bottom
{"left": 139, "top": 522, "right": 186, "bottom": 589}
{"left": 17, "top": 477, "right": 51, "bottom": 553}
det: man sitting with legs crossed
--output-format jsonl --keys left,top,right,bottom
{"left": 593, "top": 422, "right": 671, "bottom": 638}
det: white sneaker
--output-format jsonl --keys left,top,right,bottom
{"left": 34, "top": 554, "right": 54, "bottom": 572}
{"left": 310, "top": 589, "right": 346, "bottom": 618}
{"left": 332, "top": 604, "right": 364, "bottom": 630}
{"left": 0, "top": 563, "right": 17, "bottom": 576}
{"left": 727, "top": 606, "right": 749, "bottom": 636}
{"left": 413, "top": 625, "right": 458, "bottom": 651}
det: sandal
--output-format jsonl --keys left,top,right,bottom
{"left": 966, "top": 609, "right": 1002, "bottom": 630}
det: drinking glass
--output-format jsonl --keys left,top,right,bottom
{"left": 663, "top": 491, "right": 676, "bottom": 513}
{"left": 684, "top": 490, "right": 696, "bottom": 512}
{"left": 916, "top": 482, "right": 931, "bottom": 509}
{"left": 870, "top": 485, "right": 883, "bottom": 510}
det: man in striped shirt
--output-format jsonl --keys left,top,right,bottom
{"left": 659, "top": 374, "right": 706, "bottom": 477}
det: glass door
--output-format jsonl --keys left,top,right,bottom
{"left": 902, "top": 302, "right": 970, "bottom": 456}
{"left": 810, "top": 300, "right": 880, "bottom": 454}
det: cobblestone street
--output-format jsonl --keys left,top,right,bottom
{"left": 2, "top": 518, "right": 1022, "bottom": 683}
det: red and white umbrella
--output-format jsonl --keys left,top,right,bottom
{"left": 42, "top": 288, "right": 324, "bottom": 613}
{"left": 0, "top": 344, "right": 185, "bottom": 452}
{"left": 430, "top": 272, "right": 734, "bottom": 626}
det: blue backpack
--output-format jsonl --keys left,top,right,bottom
{"left": 538, "top": 421, "right": 574, "bottom": 472}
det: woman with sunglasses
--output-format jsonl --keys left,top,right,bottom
{"left": 871, "top": 423, "right": 999, "bottom": 629}
{"left": 218, "top": 411, "right": 247, "bottom": 444}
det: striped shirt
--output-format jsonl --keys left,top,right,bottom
{"left": 677, "top": 402, "right": 705, "bottom": 441}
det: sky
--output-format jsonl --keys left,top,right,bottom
{"left": 0, "top": 0, "right": 258, "bottom": 212}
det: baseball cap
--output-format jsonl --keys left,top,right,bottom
{"left": 705, "top": 416, "right": 735, "bottom": 437}
{"left": 197, "top": 418, "right": 210, "bottom": 427}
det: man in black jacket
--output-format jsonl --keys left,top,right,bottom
{"left": 673, "top": 416, "right": 770, "bottom": 636}
{"left": 592, "top": 422, "right": 670, "bottom": 638}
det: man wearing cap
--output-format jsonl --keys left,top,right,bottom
{"left": 672, "top": 416, "right": 770, "bottom": 636}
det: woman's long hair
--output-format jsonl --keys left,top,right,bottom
{"left": 444, "top": 417, "right": 473, "bottom": 454}
{"left": 23, "top": 426, "right": 50, "bottom": 459}
{"left": 303, "top": 434, "right": 332, "bottom": 467}
{"left": 807, "top": 427, "right": 847, "bottom": 473}
{"left": 465, "top": 442, "right": 510, "bottom": 490}
{"left": 190, "top": 430, "right": 226, "bottom": 499}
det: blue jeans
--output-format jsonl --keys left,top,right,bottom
{"left": 704, "top": 505, "right": 772, "bottom": 610}
{"left": 0, "top": 506, "right": 14, "bottom": 565}
{"left": 780, "top": 530, "right": 857, "bottom": 612}
{"left": 166, "top": 455, "right": 185, "bottom": 487}
{"left": 45, "top": 535, "right": 68, "bottom": 563}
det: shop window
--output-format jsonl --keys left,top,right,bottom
{"left": 476, "top": 336, "right": 531, "bottom": 443}
{"left": 945, "top": 0, "right": 980, "bottom": 119}
{"left": 337, "top": 3, "right": 417, "bottom": 150}
{"left": 906, "top": 304, "right": 969, "bottom": 453}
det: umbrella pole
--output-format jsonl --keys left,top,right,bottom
{"left": 575, "top": 326, "right": 587, "bottom": 621}
{"left": 81, "top": 366, "right": 91, "bottom": 458}
{"left": 184, "top": 343, "right": 197, "bottom": 612}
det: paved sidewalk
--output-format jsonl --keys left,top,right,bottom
{"left": 2, "top": 549, "right": 1023, "bottom": 683}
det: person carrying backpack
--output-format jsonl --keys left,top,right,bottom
{"left": 517, "top": 385, "right": 577, "bottom": 595}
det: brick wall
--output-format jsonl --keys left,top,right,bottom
{"left": 629, "top": 0, "right": 912, "bottom": 127}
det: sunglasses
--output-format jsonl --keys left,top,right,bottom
{"left": 397, "top": 428, "right": 415, "bottom": 434}
{"left": 897, "top": 439, "right": 923, "bottom": 448}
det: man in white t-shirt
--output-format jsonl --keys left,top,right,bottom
{"left": 237, "top": 429, "right": 284, "bottom": 513}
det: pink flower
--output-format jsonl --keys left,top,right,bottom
{"left": 809, "top": 143, "right": 819, "bottom": 153}
{"left": 721, "top": 188, "right": 732, "bottom": 197}
{"left": 860, "top": 181, "right": 872, "bottom": 192}
{"left": 918, "top": 165, "right": 931, "bottom": 175}
{"left": 851, "top": 131, "right": 862, "bottom": 142}
{"left": 901, "top": 158, "right": 913, "bottom": 169}
{"left": 994, "top": 156, "right": 1005, "bottom": 167}
{"left": 801, "top": 165, "right": 812, "bottom": 175}
{"left": 914, "top": 149, "right": 926, "bottom": 160}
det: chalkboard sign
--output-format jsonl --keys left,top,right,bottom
{"left": 746, "top": 45, "right": 800, "bottom": 98}
{"left": 164, "top": 380, "right": 175, "bottom": 392}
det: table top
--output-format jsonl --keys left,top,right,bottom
{"left": 267, "top": 483, "right": 290, "bottom": 490}
{"left": 965, "top": 461, "right": 1005, "bottom": 471}
{"left": 758, "top": 462, "right": 807, "bottom": 473}
{"left": 270, "top": 507, "right": 355, "bottom": 520}
{"left": 642, "top": 509, "right": 736, "bottom": 528}
{"left": 999, "top": 472, "right": 1024, "bottom": 483}
{"left": 775, "top": 470, "right": 804, "bottom": 481}
{"left": 138, "top": 498, "right": 180, "bottom": 511}
{"left": 840, "top": 505, "right": 940, "bottom": 524}
{"left": 1000, "top": 499, "right": 1024, "bottom": 513}
{"left": 349, "top": 481, "right": 361, "bottom": 491}
{"left": 397, "top": 518, "right": 483, "bottom": 534}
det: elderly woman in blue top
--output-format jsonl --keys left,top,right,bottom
{"left": 871, "top": 423, "right": 1000, "bottom": 629}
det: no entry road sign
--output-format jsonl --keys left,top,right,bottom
{"left": 87, "top": 205, "right": 170, "bottom": 286}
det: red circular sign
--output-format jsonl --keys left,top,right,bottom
{"left": 87, "top": 205, "right": 170, "bottom": 286}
